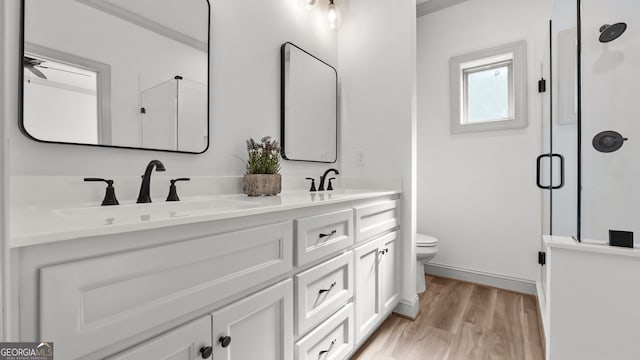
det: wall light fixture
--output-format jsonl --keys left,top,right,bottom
{"left": 327, "top": 0, "right": 338, "bottom": 29}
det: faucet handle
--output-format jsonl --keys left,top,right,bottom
{"left": 167, "top": 178, "right": 191, "bottom": 202}
{"left": 84, "top": 178, "right": 119, "bottom": 206}
{"left": 170, "top": 178, "right": 191, "bottom": 185}
{"left": 305, "top": 178, "right": 317, "bottom": 192}
{"left": 327, "top": 178, "right": 336, "bottom": 191}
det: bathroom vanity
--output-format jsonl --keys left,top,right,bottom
{"left": 10, "top": 189, "right": 401, "bottom": 360}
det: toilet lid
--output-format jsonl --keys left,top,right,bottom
{"left": 417, "top": 234, "right": 438, "bottom": 246}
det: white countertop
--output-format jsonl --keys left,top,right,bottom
{"left": 10, "top": 189, "right": 399, "bottom": 248}
{"left": 544, "top": 235, "right": 640, "bottom": 259}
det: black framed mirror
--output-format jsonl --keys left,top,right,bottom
{"left": 281, "top": 42, "right": 337, "bottom": 163}
{"left": 19, "top": 0, "right": 210, "bottom": 154}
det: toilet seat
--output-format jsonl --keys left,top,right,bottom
{"left": 417, "top": 234, "right": 438, "bottom": 247}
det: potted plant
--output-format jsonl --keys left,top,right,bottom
{"left": 243, "top": 136, "right": 282, "bottom": 196}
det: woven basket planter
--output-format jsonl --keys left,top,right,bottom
{"left": 243, "top": 174, "right": 282, "bottom": 196}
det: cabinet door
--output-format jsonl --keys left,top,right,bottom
{"left": 354, "top": 239, "right": 381, "bottom": 343}
{"left": 108, "top": 316, "right": 212, "bottom": 360}
{"left": 210, "top": 280, "right": 293, "bottom": 360}
{"left": 379, "top": 231, "right": 399, "bottom": 314}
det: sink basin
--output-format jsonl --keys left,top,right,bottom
{"left": 54, "top": 198, "right": 260, "bottom": 226}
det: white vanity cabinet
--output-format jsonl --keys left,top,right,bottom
{"left": 210, "top": 280, "right": 293, "bottom": 360}
{"left": 11, "top": 192, "right": 400, "bottom": 360}
{"left": 108, "top": 316, "right": 213, "bottom": 360}
{"left": 354, "top": 231, "right": 399, "bottom": 342}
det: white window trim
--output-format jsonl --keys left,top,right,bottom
{"left": 449, "top": 40, "right": 528, "bottom": 134}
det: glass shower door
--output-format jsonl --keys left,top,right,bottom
{"left": 541, "top": 0, "right": 579, "bottom": 241}
{"left": 539, "top": 0, "right": 580, "bottom": 301}
{"left": 140, "top": 78, "right": 178, "bottom": 150}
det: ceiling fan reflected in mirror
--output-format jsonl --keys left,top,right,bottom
{"left": 23, "top": 56, "right": 47, "bottom": 79}
{"left": 23, "top": 56, "right": 91, "bottom": 80}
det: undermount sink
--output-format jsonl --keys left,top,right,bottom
{"left": 53, "top": 198, "right": 260, "bottom": 225}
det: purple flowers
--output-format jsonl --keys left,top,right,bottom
{"left": 246, "top": 136, "right": 281, "bottom": 174}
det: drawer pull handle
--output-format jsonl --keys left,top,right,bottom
{"left": 318, "top": 339, "right": 337, "bottom": 357}
{"left": 319, "top": 230, "right": 337, "bottom": 239}
{"left": 200, "top": 346, "right": 213, "bottom": 358}
{"left": 318, "top": 281, "right": 337, "bottom": 295}
{"left": 219, "top": 336, "right": 232, "bottom": 348}
{"left": 379, "top": 250, "right": 385, "bottom": 255}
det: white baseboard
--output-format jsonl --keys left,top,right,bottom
{"left": 393, "top": 295, "right": 419, "bottom": 319}
{"left": 423, "top": 262, "right": 536, "bottom": 295}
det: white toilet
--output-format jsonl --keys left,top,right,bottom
{"left": 416, "top": 234, "right": 438, "bottom": 293}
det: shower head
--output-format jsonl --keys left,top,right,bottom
{"left": 599, "top": 23, "right": 627, "bottom": 43}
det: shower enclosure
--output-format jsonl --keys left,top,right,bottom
{"left": 537, "top": 3, "right": 639, "bottom": 357}
{"left": 140, "top": 76, "right": 208, "bottom": 152}
{"left": 541, "top": 0, "right": 638, "bottom": 246}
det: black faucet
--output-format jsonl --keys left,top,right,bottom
{"left": 318, "top": 168, "right": 340, "bottom": 191}
{"left": 137, "top": 160, "right": 166, "bottom": 203}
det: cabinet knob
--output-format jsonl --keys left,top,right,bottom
{"left": 219, "top": 336, "right": 232, "bottom": 348}
{"left": 200, "top": 346, "right": 213, "bottom": 358}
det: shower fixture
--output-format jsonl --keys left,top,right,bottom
{"left": 599, "top": 23, "right": 627, "bottom": 43}
{"left": 592, "top": 130, "right": 628, "bottom": 153}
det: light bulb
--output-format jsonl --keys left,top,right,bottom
{"left": 327, "top": 0, "right": 337, "bottom": 29}
{"left": 299, "top": 0, "right": 316, "bottom": 10}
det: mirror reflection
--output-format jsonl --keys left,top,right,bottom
{"left": 281, "top": 42, "right": 337, "bottom": 163}
{"left": 21, "top": 0, "right": 210, "bottom": 153}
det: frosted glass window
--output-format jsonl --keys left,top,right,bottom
{"left": 466, "top": 65, "right": 511, "bottom": 123}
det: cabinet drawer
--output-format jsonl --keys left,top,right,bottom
{"left": 40, "top": 222, "right": 293, "bottom": 360}
{"left": 355, "top": 200, "right": 399, "bottom": 244}
{"left": 108, "top": 316, "right": 212, "bottom": 360}
{"left": 295, "top": 252, "right": 353, "bottom": 336}
{"left": 295, "top": 303, "right": 354, "bottom": 360}
{"left": 295, "top": 209, "right": 354, "bottom": 266}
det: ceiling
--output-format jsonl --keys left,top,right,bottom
{"left": 416, "top": 0, "right": 469, "bottom": 16}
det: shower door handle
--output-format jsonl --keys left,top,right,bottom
{"left": 537, "top": 153, "right": 565, "bottom": 190}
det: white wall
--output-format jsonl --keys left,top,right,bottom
{"left": 580, "top": 0, "right": 640, "bottom": 244}
{"left": 5, "top": 0, "right": 338, "bottom": 178}
{"left": 339, "top": 0, "right": 418, "bottom": 312}
{"left": 417, "top": 0, "right": 551, "bottom": 282}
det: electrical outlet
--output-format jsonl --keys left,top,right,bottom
{"left": 355, "top": 150, "right": 366, "bottom": 167}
